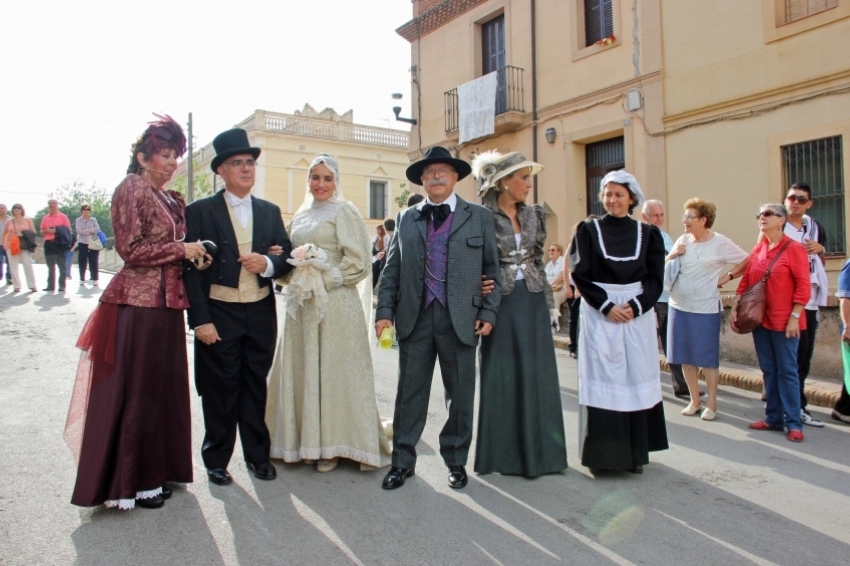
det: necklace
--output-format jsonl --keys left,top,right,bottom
{"left": 152, "top": 189, "right": 185, "bottom": 242}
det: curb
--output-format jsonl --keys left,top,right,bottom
{"left": 553, "top": 335, "right": 841, "bottom": 409}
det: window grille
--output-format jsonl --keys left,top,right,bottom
{"left": 585, "top": 0, "right": 614, "bottom": 46}
{"left": 782, "top": 136, "right": 845, "bottom": 254}
{"left": 586, "top": 137, "right": 625, "bottom": 217}
{"left": 370, "top": 181, "right": 387, "bottom": 220}
{"left": 785, "top": 0, "right": 838, "bottom": 24}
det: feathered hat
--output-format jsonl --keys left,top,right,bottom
{"left": 471, "top": 150, "right": 543, "bottom": 196}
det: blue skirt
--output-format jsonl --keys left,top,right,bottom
{"left": 667, "top": 306, "right": 721, "bottom": 368}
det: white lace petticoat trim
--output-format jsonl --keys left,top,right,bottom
{"left": 103, "top": 487, "right": 162, "bottom": 510}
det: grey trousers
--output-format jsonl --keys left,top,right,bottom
{"left": 655, "top": 302, "right": 688, "bottom": 394}
{"left": 391, "top": 301, "right": 476, "bottom": 470}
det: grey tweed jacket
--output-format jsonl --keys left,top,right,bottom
{"left": 376, "top": 196, "right": 502, "bottom": 347}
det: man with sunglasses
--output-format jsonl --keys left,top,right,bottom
{"left": 783, "top": 182, "right": 828, "bottom": 427}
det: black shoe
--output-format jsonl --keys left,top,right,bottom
{"left": 447, "top": 465, "right": 468, "bottom": 489}
{"left": 674, "top": 390, "right": 705, "bottom": 399}
{"left": 247, "top": 461, "right": 277, "bottom": 480}
{"left": 42, "top": 288, "right": 54, "bottom": 292}
{"left": 161, "top": 485, "right": 172, "bottom": 500}
{"left": 207, "top": 468, "right": 232, "bottom": 486}
{"left": 382, "top": 466, "right": 415, "bottom": 490}
{"left": 629, "top": 465, "right": 644, "bottom": 474}
{"left": 58, "top": 287, "right": 65, "bottom": 292}
{"left": 136, "top": 494, "right": 165, "bottom": 509}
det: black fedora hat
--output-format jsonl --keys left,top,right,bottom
{"left": 406, "top": 146, "right": 472, "bottom": 185}
{"left": 210, "top": 128, "right": 261, "bottom": 172}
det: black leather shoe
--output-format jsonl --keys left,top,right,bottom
{"left": 629, "top": 465, "right": 644, "bottom": 474}
{"left": 207, "top": 468, "right": 232, "bottom": 486}
{"left": 42, "top": 288, "right": 54, "bottom": 292}
{"left": 382, "top": 466, "right": 414, "bottom": 490}
{"left": 447, "top": 465, "right": 468, "bottom": 489}
{"left": 247, "top": 461, "right": 277, "bottom": 480}
{"left": 136, "top": 494, "right": 165, "bottom": 509}
{"left": 674, "top": 390, "right": 705, "bottom": 399}
{"left": 161, "top": 485, "right": 172, "bottom": 500}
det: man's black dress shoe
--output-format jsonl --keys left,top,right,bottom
{"left": 247, "top": 461, "right": 277, "bottom": 480}
{"left": 207, "top": 468, "right": 232, "bottom": 486}
{"left": 628, "top": 465, "right": 644, "bottom": 474}
{"left": 447, "top": 465, "right": 468, "bottom": 489}
{"left": 161, "top": 485, "right": 172, "bottom": 500}
{"left": 42, "top": 288, "right": 54, "bottom": 292}
{"left": 382, "top": 466, "right": 414, "bottom": 490}
{"left": 136, "top": 494, "right": 165, "bottom": 509}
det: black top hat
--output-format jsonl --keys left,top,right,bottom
{"left": 210, "top": 128, "right": 262, "bottom": 172}
{"left": 405, "top": 146, "right": 472, "bottom": 185}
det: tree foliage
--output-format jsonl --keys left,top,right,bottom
{"left": 168, "top": 159, "right": 214, "bottom": 203}
{"left": 33, "top": 180, "right": 114, "bottom": 237}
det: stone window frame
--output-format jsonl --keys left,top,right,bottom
{"left": 570, "top": 0, "right": 621, "bottom": 62}
{"left": 762, "top": 0, "right": 850, "bottom": 43}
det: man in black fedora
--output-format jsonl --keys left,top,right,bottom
{"left": 184, "top": 128, "right": 293, "bottom": 486}
{"left": 376, "top": 146, "right": 501, "bottom": 490}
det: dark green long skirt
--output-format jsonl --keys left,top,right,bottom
{"left": 475, "top": 280, "right": 568, "bottom": 477}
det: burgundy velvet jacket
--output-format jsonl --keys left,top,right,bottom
{"left": 100, "top": 174, "right": 189, "bottom": 309}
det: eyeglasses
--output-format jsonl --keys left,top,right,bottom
{"left": 786, "top": 195, "right": 810, "bottom": 204}
{"left": 548, "top": 248, "right": 558, "bottom": 252}
{"left": 422, "top": 166, "right": 455, "bottom": 178}
{"left": 227, "top": 159, "right": 256, "bottom": 169}
{"left": 756, "top": 210, "right": 781, "bottom": 219}
{"left": 682, "top": 214, "right": 700, "bottom": 221}
{"left": 81, "top": 208, "right": 91, "bottom": 211}
{"left": 12, "top": 206, "right": 22, "bottom": 210}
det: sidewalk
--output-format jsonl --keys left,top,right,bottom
{"left": 552, "top": 334, "right": 843, "bottom": 409}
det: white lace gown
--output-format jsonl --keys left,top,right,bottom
{"left": 265, "top": 200, "right": 391, "bottom": 468}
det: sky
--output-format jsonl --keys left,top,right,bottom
{"left": 0, "top": 0, "right": 413, "bottom": 214}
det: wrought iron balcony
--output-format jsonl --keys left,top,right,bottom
{"left": 444, "top": 66, "right": 525, "bottom": 134}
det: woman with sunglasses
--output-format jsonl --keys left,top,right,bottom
{"left": 75, "top": 204, "right": 101, "bottom": 285}
{"left": 2, "top": 204, "right": 37, "bottom": 292}
{"left": 665, "top": 199, "right": 748, "bottom": 421}
{"left": 731, "top": 204, "right": 810, "bottom": 442}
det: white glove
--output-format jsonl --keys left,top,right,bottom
{"left": 550, "top": 308, "right": 561, "bottom": 333}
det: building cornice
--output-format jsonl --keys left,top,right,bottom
{"left": 663, "top": 69, "right": 850, "bottom": 127}
{"left": 396, "top": 0, "right": 489, "bottom": 43}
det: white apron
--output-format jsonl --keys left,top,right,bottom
{"left": 577, "top": 281, "right": 662, "bottom": 412}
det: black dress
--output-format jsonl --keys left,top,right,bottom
{"left": 569, "top": 214, "right": 669, "bottom": 471}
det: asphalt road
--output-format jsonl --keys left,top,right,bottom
{"left": 1, "top": 265, "right": 849, "bottom": 565}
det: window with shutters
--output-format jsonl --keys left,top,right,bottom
{"left": 482, "top": 15, "right": 508, "bottom": 114}
{"left": 585, "top": 0, "right": 614, "bottom": 46}
{"left": 369, "top": 181, "right": 387, "bottom": 220}
{"left": 586, "top": 137, "right": 625, "bottom": 217}
{"left": 785, "top": 0, "right": 838, "bottom": 23}
{"left": 782, "top": 136, "right": 845, "bottom": 255}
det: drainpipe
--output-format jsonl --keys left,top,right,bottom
{"left": 531, "top": 0, "right": 538, "bottom": 203}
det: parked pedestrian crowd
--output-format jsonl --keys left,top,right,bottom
{"left": 3, "top": 115, "right": 840, "bottom": 513}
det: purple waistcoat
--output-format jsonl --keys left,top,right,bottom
{"left": 423, "top": 212, "right": 454, "bottom": 308}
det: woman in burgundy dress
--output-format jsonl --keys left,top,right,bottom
{"left": 65, "top": 115, "right": 209, "bottom": 509}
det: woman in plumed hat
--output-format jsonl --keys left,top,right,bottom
{"left": 65, "top": 115, "right": 210, "bottom": 509}
{"left": 472, "top": 150, "right": 567, "bottom": 477}
{"left": 568, "top": 170, "right": 668, "bottom": 474}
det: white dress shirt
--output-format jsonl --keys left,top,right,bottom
{"left": 224, "top": 190, "right": 275, "bottom": 278}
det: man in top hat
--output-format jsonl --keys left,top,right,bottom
{"left": 184, "top": 128, "right": 293, "bottom": 486}
{"left": 376, "top": 146, "right": 502, "bottom": 490}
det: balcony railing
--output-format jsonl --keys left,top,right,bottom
{"left": 237, "top": 111, "right": 410, "bottom": 149}
{"left": 444, "top": 66, "right": 525, "bottom": 133}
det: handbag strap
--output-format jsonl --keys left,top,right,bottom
{"left": 759, "top": 238, "right": 792, "bottom": 282}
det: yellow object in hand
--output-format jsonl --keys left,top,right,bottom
{"left": 379, "top": 327, "right": 394, "bottom": 350}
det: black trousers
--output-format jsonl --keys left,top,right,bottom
{"left": 44, "top": 240, "right": 66, "bottom": 289}
{"left": 796, "top": 309, "right": 818, "bottom": 409}
{"left": 77, "top": 242, "right": 100, "bottom": 281}
{"left": 196, "top": 295, "right": 277, "bottom": 469}
{"left": 655, "top": 302, "right": 688, "bottom": 394}
{"left": 392, "top": 301, "right": 476, "bottom": 470}
{"left": 567, "top": 287, "right": 581, "bottom": 355}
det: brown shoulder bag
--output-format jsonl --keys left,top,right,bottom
{"left": 732, "top": 239, "right": 791, "bottom": 334}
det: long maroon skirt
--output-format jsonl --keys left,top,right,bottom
{"left": 66, "top": 302, "right": 192, "bottom": 507}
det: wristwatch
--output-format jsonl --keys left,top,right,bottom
{"left": 726, "top": 271, "right": 734, "bottom": 279}
{"left": 791, "top": 312, "right": 801, "bottom": 319}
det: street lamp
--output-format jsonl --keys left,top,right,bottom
{"left": 391, "top": 93, "right": 417, "bottom": 125}
{"left": 545, "top": 127, "right": 556, "bottom": 144}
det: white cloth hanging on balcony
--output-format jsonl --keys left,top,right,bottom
{"left": 458, "top": 71, "right": 498, "bottom": 144}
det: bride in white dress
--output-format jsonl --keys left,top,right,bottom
{"left": 265, "top": 154, "right": 391, "bottom": 472}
